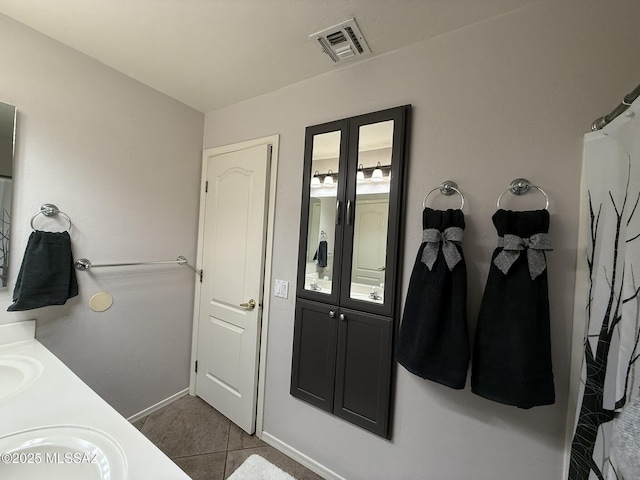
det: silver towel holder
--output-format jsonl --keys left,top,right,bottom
{"left": 30, "top": 204, "right": 72, "bottom": 231}
{"left": 75, "top": 256, "right": 188, "bottom": 271}
{"left": 423, "top": 181, "right": 465, "bottom": 210}
{"left": 496, "top": 178, "right": 549, "bottom": 210}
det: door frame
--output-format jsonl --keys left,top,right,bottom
{"left": 189, "top": 134, "right": 279, "bottom": 438}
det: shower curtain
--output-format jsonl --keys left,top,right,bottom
{"left": 569, "top": 98, "right": 640, "bottom": 480}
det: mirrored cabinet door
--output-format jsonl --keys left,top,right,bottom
{"left": 0, "top": 101, "right": 16, "bottom": 288}
{"left": 297, "top": 119, "right": 348, "bottom": 306}
{"left": 305, "top": 131, "right": 340, "bottom": 294}
{"left": 348, "top": 119, "right": 393, "bottom": 306}
{"left": 340, "top": 107, "right": 409, "bottom": 317}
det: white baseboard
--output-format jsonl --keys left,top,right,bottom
{"left": 260, "top": 431, "right": 347, "bottom": 480}
{"left": 127, "top": 388, "right": 190, "bottom": 424}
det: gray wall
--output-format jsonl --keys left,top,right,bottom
{"left": 1, "top": 0, "right": 639, "bottom": 477}
{"left": 203, "top": 1, "right": 640, "bottom": 479}
{"left": 0, "top": 13, "right": 204, "bottom": 417}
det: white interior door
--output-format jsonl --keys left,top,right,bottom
{"left": 195, "top": 142, "right": 270, "bottom": 434}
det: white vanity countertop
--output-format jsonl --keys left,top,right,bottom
{"left": 0, "top": 321, "right": 191, "bottom": 480}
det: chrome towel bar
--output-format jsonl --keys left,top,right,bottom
{"left": 75, "top": 256, "right": 188, "bottom": 271}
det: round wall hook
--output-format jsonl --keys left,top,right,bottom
{"left": 30, "top": 204, "right": 72, "bottom": 231}
{"left": 41, "top": 204, "right": 60, "bottom": 217}
{"left": 440, "top": 180, "right": 458, "bottom": 196}
{"left": 423, "top": 180, "right": 465, "bottom": 210}
{"left": 509, "top": 178, "right": 531, "bottom": 196}
{"left": 75, "top": 259, "right": 92, "bottom": 271}
{"left": 496, "top": 178, "right": 549, "bottom": 210}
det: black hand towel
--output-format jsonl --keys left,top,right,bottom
{"left": 471, "top": 209, "right": 554, "bottom": 408}
{"left": 7, "top": 230, "right": 78, "bottom": 311}
{"left": 313, "top": 240, "right": 328, "bottom": 267}
{"left": 396, "top": 208, "right": 469, "bottom": 389}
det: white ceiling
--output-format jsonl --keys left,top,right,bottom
{"left": 0, "top": 0, "right": 542, "bottom": 113}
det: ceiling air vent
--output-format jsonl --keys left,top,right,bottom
{"left": 310, "top": 18, "right": 371, "bottom": 64}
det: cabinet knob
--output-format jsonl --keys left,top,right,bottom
{"left": 339, "top": 313, "right": 346, "bottom": 321}
{"left": 329, "top": 310, "right": 336, "bottom": 318}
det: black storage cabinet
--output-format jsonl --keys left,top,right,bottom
{"left": 290, "top": 106, "right": 410, "bottom": 438}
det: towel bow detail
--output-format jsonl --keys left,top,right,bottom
{"left": 421, "top": 227, "right": 464, "bottom": 271}
{"left": 493, "top": 233, "right": 552, "bottom": 279}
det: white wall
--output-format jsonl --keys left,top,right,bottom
{"left": 0, "top": 14, "right": 204, "bottom": 417}
{"left": 204, "top": 1, "right": 640, "bottom": 479}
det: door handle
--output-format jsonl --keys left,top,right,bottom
{"left": 240, "top": 299, "right": 256, "bottom": 311}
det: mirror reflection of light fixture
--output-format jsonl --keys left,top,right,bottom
{"left": 311, "top": 170, "right": 321, "bottom": 188}
{"left": 371, "top": 162, "right": 383, "bottom": 182}
{"left": 324, "top": 169, "right": 334, "bottom": 187}
{"left": 356, "top": 164, "right": 365, "bottom": 183}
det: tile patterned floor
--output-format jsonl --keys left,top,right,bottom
{"left": 133, "top": 395, "right": 324, "bottom": 480}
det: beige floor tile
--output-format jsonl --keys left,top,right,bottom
{"left": 227, "top": 422, "right": 266, "bottom": 451}
{"left": 131, "top": 417, "right": 147, "bottom": 430}
{"left": 136, "top": 395, "right": 324, "bottom": 479}
{"left": 140, "top": 395, "right": 230, "bottom": 457}
{"left": 173, "top": 452, "right": 227, "bottom": 480}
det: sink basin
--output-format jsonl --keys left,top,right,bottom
{"left": 0, "top": 354, "right": 44, "bottom": 402}
{"left": 350, "top": 292, "right": 384, "bottom": 304}
{"left": 0, "top": 425, "right": 127, "bottom": 480}
{"left": 305, "top": 283, "right": 331, "bottom": 294}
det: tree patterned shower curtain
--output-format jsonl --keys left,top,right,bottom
{"left": 569, "top": 98, "right": 640, "bottom": 479}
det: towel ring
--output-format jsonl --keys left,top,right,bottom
{"left": 496, "top": 179, "right": 549, "bottom": 210}
{"left": 423, "top": 181, "right": 465, "bottom": 210}
{"left": 30, "top": 204, "right": 72, "bottom": 231}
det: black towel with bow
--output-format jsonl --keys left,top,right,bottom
{"left": 396, "top": 208, "right": 469, "bottom": 389}
{"left": 7, "top": 230, "right": 78, "bottom": 311}
{"left": 471, "top": 209, "right": 554, "bottom": 408}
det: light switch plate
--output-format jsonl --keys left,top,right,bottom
{"left": 274, "top": 279, "right": 289, "bottom": 299}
